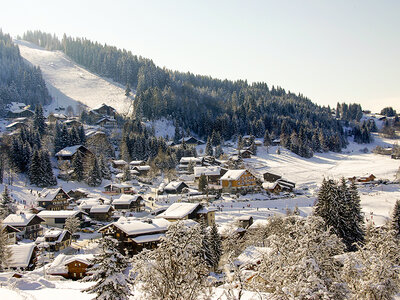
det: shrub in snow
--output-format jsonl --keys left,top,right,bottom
{"left": 131, "top": 221, "right": 211, "bottom": 300}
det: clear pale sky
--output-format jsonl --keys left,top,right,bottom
{"left": 1, "top": 0, "right": 399, "bottom": 112}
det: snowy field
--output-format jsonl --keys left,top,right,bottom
{"left": 15, "top": 40, "right": 134, "bottom": 116}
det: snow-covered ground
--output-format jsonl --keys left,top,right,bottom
{"left": 15, "top": 40, "right": 134, "bottom": 116}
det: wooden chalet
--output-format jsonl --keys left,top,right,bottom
{"left": 111, "top": 160, "right": 128, "bottom": 170}
{"left": 89, "top": 205, "right": 114, "bottom": 221}
{"left": 47, "top": 254, "right": 94, "bottom": 280}
{"left": 112, "top": 195, "right": 145, "bottom": 212}
{"left": 37, "top": 210, "right": 86, "bottom": 229}
{"left": 36, "top": 229, "right": 72, "bottom": 252}
{"left": 6, "top": 109, "right": 34, "bottom": 119}
{"left": 103, "top": 183, "right": 136, "bottom": 195}
{"left": 236, "top": 216, "right": 254, "bottom": 229}
{"left": 157, "top": 202, "right": 216, "bottom": 226}
{"left": 262, "top": 179, "right": 295, "bottom": 194}
{"left": 63, "top": 119, "right": 82, "bottom": 127}
{"left": 1, "top": 224, "right": 20, "bottom": 244}
{"left": 3, "top": 213, "right": 44, "bottom": 240}
{"left": 179, "top": 136, "right": 205, "bottom": 146}
{"left": 96, "top": 116, "right": 116, "bottom": 127}
{"left": 348, "top": 174, "right": 376, "bottom": 183}
{"left": 90, "top": 103, "right": 117, "bottom": 117}
{"left": 8, "top": 244, "right": 38, "bottom": 271}
{"left": 194, "top": 166, "right": 227, "bottom": 184}
{"left": 163, "top": 181, "right": 189, "bottom": 194}
{"left": 6, "top": 121, "right": 28, "bottom": 131}
{"left": 67, "top": 188, "right": 89, "bottom": 200}
{"left": 38, "top": 188, "right": 70, "bottom": 210}
{"left": 55, "top": 145, "right": 94, "bottom": 163}
{"left": 99, "top": 218, "right": 170, "bottom": 255}
{"left": 220, "top": 169, "right": 257, "bottom": 192}
{"left": 239, "top": 149, "right": 253, "bottom": 159}
{"left": 131, "top": 165, "right": 151, "bottom": 176}
{"left": 262, "top": 172, "right": 282, "bottom": 183}
{"left": 47, "top": 113, "right": 67, "bottom": 123}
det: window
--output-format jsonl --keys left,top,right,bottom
{"left": 55, "top": 218, "right": 66, "bottom": 224}
{"left": 73, "top": 273, "right": 76, "bottom": 277}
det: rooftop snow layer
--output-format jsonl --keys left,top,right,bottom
{"left": 220, "top": 170, "right": 246, "bottom": 181}
{"left": 8, "top": 243, "right": 36, "bottom": 268}
{"left": 157, "top": 203, "right": 200, "bottom": 219}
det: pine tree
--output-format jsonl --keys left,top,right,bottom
{"left": 263, "top": 130, "right": 271, "bottom": 146}
{"left": 64, "top": 217, "right": 80, "bottom": 235}
{"left": 205, "top": 137, "right": 213, "bottom": 156}
{"left": 29, "top": 149, "right": 42, "bottom": 186}
{"left": 209, "top": 222, "right": 222, "bottom": 272}
{"left": 99, "top": 155, "right": 111, "bottom": 180}
{"left": 0, "top": 220, "right": 12, "bottom": 271}
{"left": 83, "top": 235, "right": 132, "bottom": 300}
{"left": 33, "top": 104, "right": 46, "bottom": 135}
{"left": 346, "top": 181, "right": 365, "bottom": 250}
{"left": 198, "top": 174, "right": 208, "bottom": 192}
{"left": 237, "top": 135, "right": 243, "bottom": 150}
{"left": 0, "top": 155, "right": 3, "bottom": 184}
{"left": 391, "top": 199, "right": 400, "bottom": 237}
{"left": 200, "top": 220, "right": 213, "bottom": 268}
{"left": 40, "top": 150, "right": 57, "bottom": 187}
{"left": 214, "top": 145, "right": 223, "bottom": 158}
{"left": 187, "top": 160, "right": 195, "bottom": 174}
{"left": 72, "top": 151, "right": 84, "bottom": 181}
{"left": 122, "top": 166, "right": 131, "bottom": 182}
{"left": 0, "top": 186, "right": 16, "bottom": 219}
{"left": 86, "top": 157, "right": 102, "bottom": 187}
{"left": 125, "top": 83, "right": 131, "bottom": 96}
{"left": 78, "top": 125, "right": 86, "bottom": 145}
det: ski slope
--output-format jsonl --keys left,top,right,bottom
{"left": 15, "top": 40, "right": 134, "bottom": 116}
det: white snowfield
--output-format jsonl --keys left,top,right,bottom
{"left": 15, "top": 40, "right": 134, "bottom": 116}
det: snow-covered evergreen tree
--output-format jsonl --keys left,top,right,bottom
{"left": 64, "top": 217, "right": 80, "bottom": 235}
{"left": 72, "top": 150, "right": 84, "bottom": 181}
{"left": 198, "top": 174, "right": 208, "bottom": 192}
{"left": 205, "top": 137, "right": 213, "bottom": 156}
{"left": 391, "top": 199, "right": 400, "bottom": 236}
{"left": 83, "top": 235, "right": 132, "bottom": 300}
{"left": 99, "top": 155, "right": 111, "bottom": 180}
{"left": 40, "top": 150, "right": 57, "bottom": 186}
{"left": 209, "top": 222, "right": 222, "bottom": 272}
{"left": 254, "top": 216, "right": 347, "bottom": 299}
{"left": 0, "top": 220, "right": 12, "bottom": 271}
{"left": 28, "top": 149, "right": 42, "bottom": 186}
{"left": 263, "top": 130, "right": 271, "bottom": 146}
{"left": 122, "top": 166, "right": 131, "bottom": 182}
{"left": 214, "top": 145, "right": 223, "bottom": 158}
{"left": 314, "top": 178, "right": 363, "bottom": 251}
{"left": 86, "top": 157, "right": 102, "bottom": 187}
{"left": 0, "top": 186, "right": 16, "bottom": 219}
{"left": 132, "top": 222, "right": 210, "bottom": 300}
{"left": 33, "top": 104, "right": 46, "bottom": 135}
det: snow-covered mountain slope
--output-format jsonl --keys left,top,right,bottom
{"left": 15, "top": 40, "right": 134, "bottom": 116}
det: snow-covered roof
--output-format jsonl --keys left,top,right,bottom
{"left": 220, "top": 170, "right": 246, "bottom": 181}
{"left": 8, "top": 243, "right": 36, "bottom": 268}
{"left": 100, "top": 218, "right": 170, "bottom": 236}
{"left": 157, "top": 203, "right": 200, "bottom": 219}
{"left": 3, "top": 213, "right": 40, "bottom": 227}
{"left": 235, "top": 246, "right": 273, "bottom": 267}
{"left": 90, "top": 205, "right": 112, "bottom": 213}
{"left": 44, "top": 228, "right": 64, "bottom": 238}
{"left": 6, "top": 121, "right": 26, "bottom": 129}
{"left": 104, "top": 183, "right": 134, "bottom": 189}
{"left": 85, "top": 130, "right": 106, "bottom": 138}
{"left": 40, "top": 187, "right": 68, "bottom": 201}
{"left": 180, "top": 157, "right": 203, "bottom": 164}
{"left": 78, "top": 198, "right": 103, "bottom": 209}
{"left": 7, "top": 102, "right": 27, "bottom": 111}
{"left": 55, "top": 145, "right": 84, "bottom": 157}
{"left": 134, "top": 165, "right": 150, "bottom": 171}
{"left": 164, "top": 181, "right": 187, "bottom": 191}
{"left": 132, "top": 233, "right": 165, "bottom": 244}
{"left": 262, "top": 182, "right": 278, "bottom": 190}
{"left": 112, "top": 194, "right": 142, "bottom": 205}
{"left": 194, "top": 166, "right": 221, "bottom": 177}
{"left": 112, "top": 160, "right": 127, "bottom": 165}
{"left": 96, "top": 116, "right": 116, "bottom": 124}
{"left": 129, "top": 160, "right": 144, "bottom": 165}
{"left": 248, "top": 219, "right": 270, "bottom": 229}
{"left": 38, "top": 210, "right": 80, "bottom": 219}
